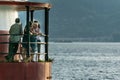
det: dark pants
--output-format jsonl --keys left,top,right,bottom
{"left": 7, "top": 42, "right": 19, "bottom": 61}
{"left": 37, "top": 40, "right": 41, "bottom": 53}
{"left": 30, "top": 35, "right": 38, "bottom": 53}
{"left": 22, "top": 35, "right": 29, "bottom": 57}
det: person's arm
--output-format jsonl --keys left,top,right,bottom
{"left": 39, "top": 31, "right": 46, "bottom": 36}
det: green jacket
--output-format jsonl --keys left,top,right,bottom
{"left": 9, "top": 23, "right": 22, "bottom": 42}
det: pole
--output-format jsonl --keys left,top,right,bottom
{"left": 45, "top": 8, "right": 50, "bottom": 61}
{"left": 26, "top": 6, "right": 30, "bottom": 56}
{"left": 30, "top": 10, "right": 34, "bottom": 22}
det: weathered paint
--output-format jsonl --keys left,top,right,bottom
{"left": 0, "top": 62, "right": 52, "bottom": 80}
{"left": 0, "top": 30, "right": 9, "bottom": 53}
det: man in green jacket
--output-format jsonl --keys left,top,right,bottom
{"left": 5, "top": 18, "right": 23, "bottom": 62}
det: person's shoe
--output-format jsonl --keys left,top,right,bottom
{"left": 31, "top": 60, "right": 35, "bottom": 62}
{"left": 5, "top": 56, "right": 14, "bottom": 62}
{"left": 5, "top": 56, "right": 9, "bottom": 60}
{"left": 5, "top": 56, "right": 10, "bottom": 62}
{"left": 9, "top": 58, "right": 14, "bottom": 62}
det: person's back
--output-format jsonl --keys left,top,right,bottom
{"left": 9, "top": 22, "right": 22, "bottom": 42}
{"left": 5, "top": 18, "right": 22, "bottom": 62}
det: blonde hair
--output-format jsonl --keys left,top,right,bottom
{"left": 32, "top": 22, "right": 38, "bottom": 27}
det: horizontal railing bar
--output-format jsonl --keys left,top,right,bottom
{"left": 0, "top": 52, "right": 46, "bottom": 55}
{"left": 30, "top": 53, "right": 47, "bottom": 55}
{"left": 0, "top": 52, "right": 21, "bottom": 54}
{"left": 0, "top": 34, "right": 23, "bottom": 35}
{"left": 0, "top": 34, "right": 46, "bottom": 36}
{"left": 22, "top": 42, "right": 46, "bottom": 44}
{"left": 0, "top": 42, "right": 46, "bottom": 44}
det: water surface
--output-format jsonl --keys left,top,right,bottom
{"left": 49, "top": 42, "right": 120, "bottom": 80}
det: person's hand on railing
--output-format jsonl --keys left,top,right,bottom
{"left": 38, "top": 33, "right": 46, "bottom": 36}
{"left": 41, "top": 33, "right": 46, "bottom": 36}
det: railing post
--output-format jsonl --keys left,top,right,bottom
{"left": 26, "top": 6, "right": 30, "bottom": 56}
{"left": 45, "top": 8, "right": 50, "bottom": 61}
{"left": 30, "top": 10, "right": 34, "bottom": 22}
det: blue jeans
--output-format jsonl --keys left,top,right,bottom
{"left": 30, "top": 35, "right": 38, "bottom": 61}
{"left": 30, "top": 35, "right": 38, "bottom": 53}
{"left": 37, "top": 40, "right": 41, "bottom": 53}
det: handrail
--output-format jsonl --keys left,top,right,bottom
{"left": 0, "top": 32, "right": 47, "bottom": 62}
{"left": 0, "top": 42, "right": 46, "bottom": 44}
{"left": 0, "top": 33, "right": 46, "bottom": 36}
{"left": 0, "top": 52, "right": 47, "bottom": 55}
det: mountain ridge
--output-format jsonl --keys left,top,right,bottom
{"left": 26, "top": 0, "right": 120, "bottom": 42}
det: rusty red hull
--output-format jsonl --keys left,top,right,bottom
{"left": 0, "top": 62, "right": 52, "bottom": 80}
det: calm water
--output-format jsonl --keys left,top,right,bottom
{"left": 49, "top": 42, "right": 120, "bottom": 80}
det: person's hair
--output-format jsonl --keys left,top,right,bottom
{"left": 33, "top": 23, "right": 38, "bottom": 26}
{"left": 15, "top": 18, "right": 20, "bottom": 23}
{"left": 34, "top": 20, "right": 40, "bottom": 28}
{"left": 29, "top": 21, "right": 32, "bottom": 26}
{"left": 34, "top": 20, "right": 38, "bottom": 23}
{"left": 38, "top": 24, "right": 40, "bottom": 28}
